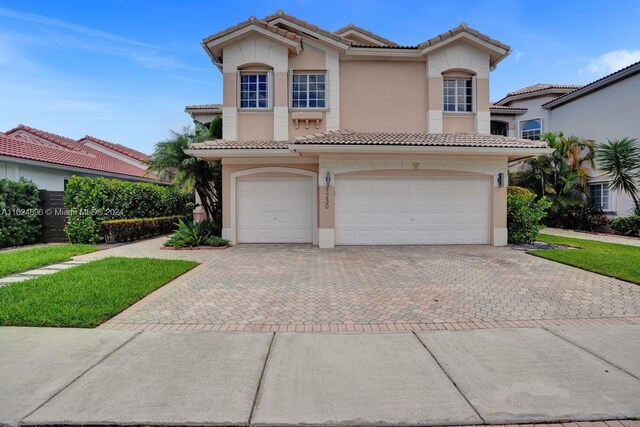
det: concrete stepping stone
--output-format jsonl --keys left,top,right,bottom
{"left": 20, "top": 269, "right": 58, "bottom": 276}
{"left": 43, "top": 264, "right": 77, "bottom": 270}
{"left": 0, "top": 276, "right": 30, "bottom": 284}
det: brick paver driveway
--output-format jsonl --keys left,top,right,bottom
{"left": 78, "top": 237, "right": 640, "bottom": 331}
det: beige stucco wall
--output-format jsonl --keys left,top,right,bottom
{"left": 443, "top": 114, "right": 475, "bottom": 133}
{"left": 340, "top": 60, "right": 428, "bottom": 133}
{"left": 288, "top": 42, "right": 326, "bottom": 70}
{"left": 237, "top": 113, "right": 274, "bottom": 141}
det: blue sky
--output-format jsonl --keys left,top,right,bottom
{"left": 1, "top": 0, "right": 639, "bottom": 154}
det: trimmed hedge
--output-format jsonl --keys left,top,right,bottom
{"left": 611, "top": 215, "right": 640, "bottom": 237}
{"left": 101, "top": 215, "right": 187, "bottom": 243}
{"left": 507, "top": 186, "right": 551, "bottom": 244}
{"left": 0, "top": 178, "right": 42, "bottom": 248}
{"left": 64, "top": 176, "right": 193, "bottom": 243}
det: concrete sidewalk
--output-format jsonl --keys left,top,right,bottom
{"left": 1, "top": 325, "right": 639, "bottom": 426}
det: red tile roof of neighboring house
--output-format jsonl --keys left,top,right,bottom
{"left": 189, "top": 130, "right": 548, "bottom": 150}
{"left": 79, "top": 135, "right": 149, "bottom": 163}
{"left": 3, "top": 126, "right": 158, "bottom": 180}
{"left": 333, "top": 23, "right": 399, "bottom": 47}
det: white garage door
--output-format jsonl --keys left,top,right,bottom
{"left": 237, "top": 178, "right": 313, "bottom": 243}
{"left": 335, "top": 176, "right": 490, "bottom": 245}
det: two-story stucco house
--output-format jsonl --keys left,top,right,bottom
{"left": 492, "top": 61, "right": 640, "bottom": 217}
{"left": 185, "top": 11, "right": 550, "bottom": 248}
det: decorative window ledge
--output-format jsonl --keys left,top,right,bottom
{"left": 292, "top": 111, "right": 323, "bottom": 130}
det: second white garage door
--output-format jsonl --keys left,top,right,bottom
{"left": 237, "top": 178, "right": 313, "bottom": 243}
{"left": 335, "top": 176, "right": 490, "bottom": 245}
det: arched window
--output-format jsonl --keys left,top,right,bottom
{"left": 520, "top": 119, "right": 542, "bottom": 140}
{"left": 442, "top": 70, "right": 475, "bottom": 113}
{"left": 238, "top": 65, "right": 273, "bottom": 109}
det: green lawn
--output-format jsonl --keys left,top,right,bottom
{"left": 0, "top": 257, "right": 198, "bottom": 327}
{"left": 531, "top": 233, "right": 640, "bottom": 284}
{"left": 0, "top": 244, "right": 98, "bottom": 277}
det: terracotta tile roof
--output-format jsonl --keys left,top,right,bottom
{"left": 184, "top": 104, "right": 222, "bottom": 111}
{"left": 490, "top": 104, "right": 528, "bottom": 111}
{"left": 333, "top": 23, "right": 399, "bottom": 47}
{"left": 3, "top": 126, "right": 159, "bottom": 180}
{"left": 189, "top": 131, "right": 548, "bottom": 150}
{"left": 505, "top": 83, "right": 583, "bottom": 97}
{"left": 79, "top": 135, "right": 149, "bottom": 163}
{"left": 190, "top": 139, "right": 289, "bottom": 150}
{"left": 293, "top": 130, "right": 547, "bottom": 148}
{"left": 6, "top": 124, "right": 86, "bottom": 152}
{"left": 262, "top": 10, "right": 347, "bottom": 44}
{"left": 202, "top": 15, "right": 303, "bottom": 45}
{"left": 543, "top": 60, "right": 640, "bottom": 109}
{"left": 418, "top": 22, "right": 510, "bottom": 52}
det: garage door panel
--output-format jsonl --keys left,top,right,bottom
{"left": 335, "top": 176, "right": 490, "bottom": 245}
{"left": 237, "top": 178, "right": 313, "bottom": 243}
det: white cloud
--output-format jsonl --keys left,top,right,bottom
{"left": 0, "top": 7, "right": 159, "bottom": 50}
{"left": 584, "top": 49, "right": 640, "bottom": 75}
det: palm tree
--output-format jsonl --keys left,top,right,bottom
{"left": 148, "top": 117, "right": 223, "bottom": 225}
{"left": 596, "top": 138, "right": 640, "bottom": 215}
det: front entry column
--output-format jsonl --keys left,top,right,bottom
{"left": 318, "top": 166, "right": 335, "bottom": 248}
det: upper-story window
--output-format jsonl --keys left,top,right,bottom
{"left": 291, "top": 72, "right": 326, "bottom": 109}
{"left": 443, "top": 78, "right": 473, "bottom": 112}
{"left": 240, "top": 71, "right": 270, "bottom": 109}
{"left": 520, "top": 119, "right": 542, "bottom": 140}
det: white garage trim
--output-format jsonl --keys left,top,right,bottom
{"left": 227, "top": 167, "right": 318, "bottom": 245}
{"left": 335, "top": 176, "right": 491, "bottom": 245}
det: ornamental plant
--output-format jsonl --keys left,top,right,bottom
{"left": 64, "top": 176, "right": 193, "bottom": 243}
{"left": 507, "top": 186, "right": 551, "bottom": 244}
{"left": 0, "top": 178, "right": 42, "bottom": 248}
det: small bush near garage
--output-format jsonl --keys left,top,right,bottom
{"left": 611, "top": 215, "right": 640, "bottom": 237}
{"left": 554, "top": 203, "right": 609, "bottom": 232}
{"left": 164, "top": 219, "right": 228, "bottom": 248}
{"left": 507, "top": 186, "right": 551, "bottom": 244}
{"left": 101, "top": 215, "right": 188, "bottom": 243}
{"left": 0, "top": 178, "right": 42, "bottom": 248}
{"left": 64, "top": 176, "right": 193, "bottom": 243}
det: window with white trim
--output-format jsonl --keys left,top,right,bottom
{"left": 520, "top": 119, "right": 542, "bottom": 140}
{"left": 240, "top": 72, "right": 270, "bottom": 109}
{"left": 443, "top": 78, "right": 473, "bottom": 112}
{"left": 291, "top": 72, "right": 326, "bottom": 108}
{"left": 589, "top": 183, "right": 611, "bottom": 211}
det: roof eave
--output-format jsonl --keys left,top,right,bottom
{"left": 290, "top": 144, "right": 552, "bottom": 157}
{"left": 202, "top": 24, "right": 303, "bottom": 65}
{"left": 543, "top": 63, "right": 640, "bottom": 109}
{"left": 419, "top": 32, "right": 510, "bottom": 67}
{"left": 184, "top": 148, "right": 296, "bottom": 160}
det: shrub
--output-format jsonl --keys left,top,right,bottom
{"left": 555, "top": 204, "right": 609, "bottom": 232}
{"left": 0, "top": 178, "right": 42, "bottom": 248}
{"left": 101, "top": 215, "right": 187, "bottom": 243}
{"left": 611, "top": 215, "right": 640, "bottom": 237}
{"left": 64, "top": 176, "right": 193, "bottom": 243}
{"left": 507, "top": 186, "right": 535, "bottom": 198}
{"left": 164, "top": 219, "right": 228, "bottom": 248}
{"left": 507, "top": 186, "right": 551, "bottom": 244}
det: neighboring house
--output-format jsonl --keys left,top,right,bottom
{"left": 184, "top": 11, "right": 550, "bottom": 248}
{"left": 185, "top": 104, "right": 222, "bottom": 126}
{"left": 1, "top": 124, "right": 159, "bottom": 191}
{"left": 490, "top": 84, "right": 583, "bottom": 138}
{"left": 492, "top": 61, "right": 640, "bottom": 217}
